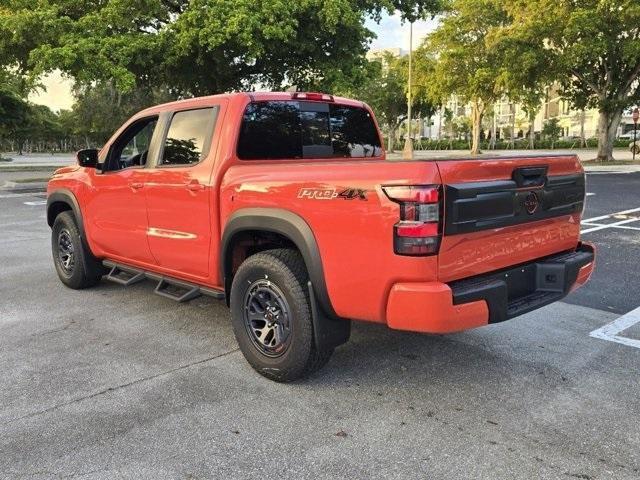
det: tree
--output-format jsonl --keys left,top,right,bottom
{"left": 386, "top": 0, "right": 444, "bottom": 21}
{"left": 70, "top": 81, "right": 175, "bottom": 147}
{"left": 0, "top": 86, "right": 31, "bottom": 154}
{"left": 1, "top": 1, "right": 442, "bottom": 97}
{"left": 442, "top": 107, "right": 455, "bottom": 148}
{"left": 357, "top": 54, "right": 407, "bottom": 152}
{"left": 454, "top": 116, "right": 472, "bottom": 146}
{"left": 422, "top": 0, "right": 508, "bottom": 154}
{"left": 542, "top": 118, "right": 562, "bottom": 148}
{"left": 409, "top": 49, "right": 440, "bottom": 137}
{"left": 488, "top": 5, "right": 556, "bottom": 151}
{"left": 504, "top": 0, "right": 640, "bottom": 161}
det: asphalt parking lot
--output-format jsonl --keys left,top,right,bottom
{"left": 1, "top": 171, "right": 639, "bottom": 479}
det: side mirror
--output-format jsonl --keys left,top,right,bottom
{"left": 76, "top": 149, "right": 99, "bottom": 168}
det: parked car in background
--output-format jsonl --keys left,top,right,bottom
{"left": 618, "top": 130, "right": 639, "bottom": 141}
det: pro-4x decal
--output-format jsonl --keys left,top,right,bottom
{"left": 297, "top": 187, "right": 367, "bottom": 201}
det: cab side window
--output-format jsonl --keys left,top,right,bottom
{"left": 160, "top": 108, "right": 218, "bottom": 166}
{"left": 105, "top": 117, "right": 158, "bottom": 171}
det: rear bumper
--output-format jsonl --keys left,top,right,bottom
{"left": 386, "top": 242, "right": 595, "bottom": 334}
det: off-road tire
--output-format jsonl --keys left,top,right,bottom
{"left": 51, "top": 211, "right": 104, "bottom": 289}
{"left": 230, "top": 248, "right": 333, "bottom": 382}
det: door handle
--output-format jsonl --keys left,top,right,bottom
{"left": 186, "top": 180, "right": 205, "bottom": 192}
{"left": 129, "top": 182, "right": 144, "bottom": 190}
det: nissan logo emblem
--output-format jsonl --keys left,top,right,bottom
{"left": 524, "top": 192, "right": 539, "bottom": 215}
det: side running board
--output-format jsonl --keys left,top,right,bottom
{"left": 154, "top": 278, "right": 201, "bottom": 303}
{"left": 103, "top": 260, "right": 225, "bottom": 303}
{"left": 106, "top": 264, "right": 146, "bottom": 286}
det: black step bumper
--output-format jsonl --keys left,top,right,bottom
{"left": 449, "top": 243, "right": 595, "bottom": 323}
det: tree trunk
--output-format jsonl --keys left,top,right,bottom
{"left": 388, "top": 126, "right": 395, "bottom": 153}
{"left": 490, "top": 109, "right": 496, "bottom": 150}
{"left": 470, "top": 99, "right": 484, "bottom": 155}
{"left": 510, "top": 104, "right": 516, "bottom": 149}
{"left": 437, "top": 108, "right": 443, "bottom": 141}
{"left": 579, "top": 110, "right": 586, "bottom": 148}
{"left": 529, "top": 112, "right": 535, "bottom": 149}
{"left": 596, "top": 110, "right": 622, "bottom": 162}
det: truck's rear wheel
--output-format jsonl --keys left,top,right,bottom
{"left": 51, "top": 211, "right": 103, "bottom": 289}
{"left": 230, "top": 249, "right": 333, "bottom": 382}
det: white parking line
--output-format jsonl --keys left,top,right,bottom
{"left": 581, "top": 217, "right": 640, "bottom": 234}
{"left": 23, "top": 200, "right": 47, "bottom": 206}
{"left": 600, "top": 224, "right": 640, "bottom": 231}
{"left": 586, "top": 171, "right": 634, "bottom": 175}
{"left": 582, "top": 207, "right": 640, "bottom": 223}
{"left": 581, "top": 207, "right": 640, "bottom": 234}
{"left": 590, "top": 306, "right": 640, "bottom": 349}
{"left": 0, "top": 192, "right": 46, "bottom": 199}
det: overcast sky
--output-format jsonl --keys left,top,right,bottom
{"left": 30, "top": 11, "right": 437, "bottom": 111}
{"left": 366, "top": 12, "right": 437, "bottom": 51}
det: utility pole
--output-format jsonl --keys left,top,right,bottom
{"left": 633, "top": 107, "right": 639, "bottom": 162}
{"left": 402, "top": 21, "right": 414, "bottom": 160}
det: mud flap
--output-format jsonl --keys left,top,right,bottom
{"left": 307, "top": 281, "right": 351, "bottom": 351}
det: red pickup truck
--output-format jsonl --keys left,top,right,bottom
{"left": 47, "top": 92, "right": 595, "bottom": 381}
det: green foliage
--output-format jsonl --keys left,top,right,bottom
{"left": 421, "top": 0, "right": 508, "bottom": 153}
{"left": 502, "top": 0, "right": 640, "bottom": 160}
{"left": 355, "top": 54, "right": 407, "bottom": 150}
{"left": 453, "top": 116, "right": 471, "bottom": 139}
{"left": 0, "top": 85, "right": 65, "bottom": 153}
{"left": 384, "top": 0, "right": 444, "bottom": 21}
{"left": 70, "top": 81, "right": 174, "bottom": 146}
{"left": 541, "top": 118, "right": 562, "bottom": 146}
{"left": 0, "top": 85, "right": 30, "bottom": 139}
{"left": 0, "top": 1, "right": 444, "bottom": 97}
{"left": 541, "top": 118, "right": 560, "bottom": 139}
{"left": 424, "top": 0, "right": 506, "bottom": 107}
{"left": 413, "top": 137, "right": 611, "bottom": 151}
{"left": 397, "top": 52, "right": 439, "bottom": 120}
{"left": 0, "top": 75, "right": 175, "bottom": 152}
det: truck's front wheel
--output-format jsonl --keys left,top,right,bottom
{"left": 51, "top": 211, "right": 103, "bottom": 289}
{"left": 230, "top": 249, "right": 333, "bottom": 382}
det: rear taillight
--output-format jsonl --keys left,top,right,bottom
{"left": 383, "top": 185, "right": 442, "bottom": 256}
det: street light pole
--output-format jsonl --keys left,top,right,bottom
{"left": 633, "top": 107, "right": 639, "bottom": 162}
{"left": 402, "top": 21, "right": 414, "bottom": 160}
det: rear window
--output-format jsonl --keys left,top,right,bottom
{"left": 160, "top": 108, "right": 218, "bottom": 166}
{"left": 237, "top": 101, "right": 382, "bottom": 160}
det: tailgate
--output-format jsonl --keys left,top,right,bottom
{"left": 436, "top": 155, "right": 585, "bottom": 282}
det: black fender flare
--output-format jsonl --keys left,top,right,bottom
{"left": 47, "top": 189, "right": 84, "bottom": 232}
{"left": 220, "top": 208, "right": 337, "bottom": 319}
{"left": 46, "top": 189, "right": 100, "bottom": 265}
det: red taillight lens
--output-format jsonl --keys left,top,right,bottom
{"left": 383, "top": 185, "right": 442, "bottom": 256}
{"left": 395, "top": 222, "right": 438, "bottom": 237}
{"left": 382, "top": 186, "right": 439, "bottom": 203}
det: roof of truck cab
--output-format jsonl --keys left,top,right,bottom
{"left": 137, "top": 91, "right": 366, "bottom": 116}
